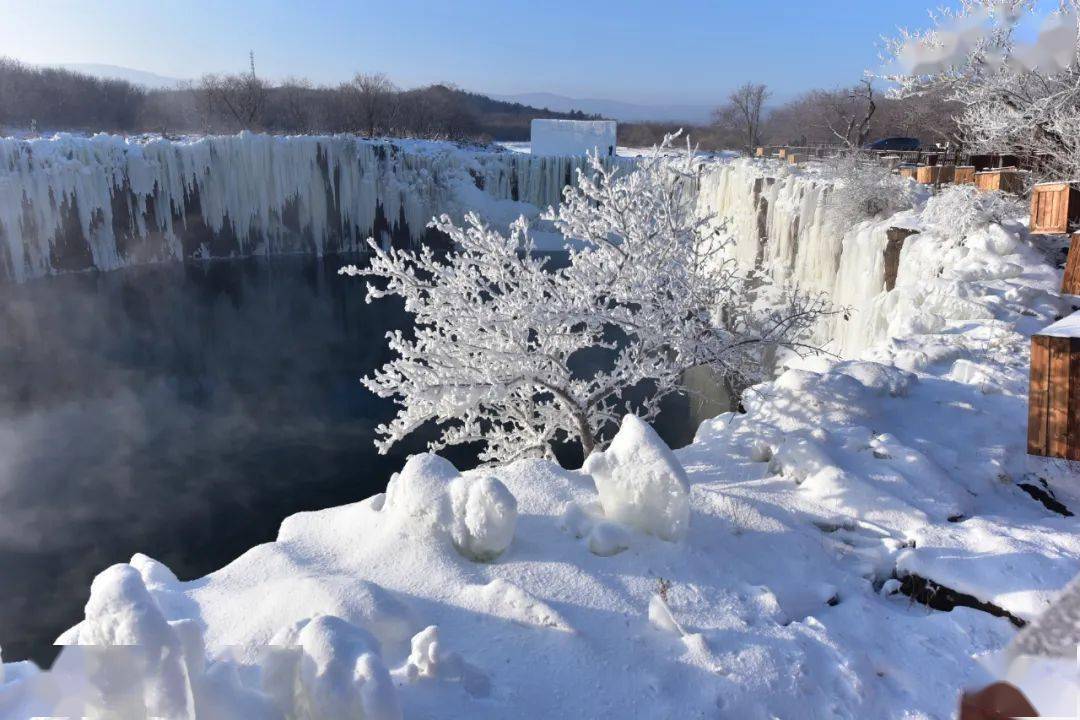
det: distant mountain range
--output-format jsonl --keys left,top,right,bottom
{"left": 486, "top": 92, "right": 714, "bottom": 124}
{"left": 53, "top": 63, "right": 186, "bottom": 89}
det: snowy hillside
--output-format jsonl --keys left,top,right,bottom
{"left": 2, "top": 158, "right": 1078, "bottom": 717}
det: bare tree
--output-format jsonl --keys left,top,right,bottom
{"left": 345, "top": 136, "right": 826, "bottom": 463}
{"left": 277, "top": 77, "right": 316, "bottom": 134}
{"left": 341, "top": 72, "right": 396, "bottom": 137}
{"left": 199, "top": 51, "right": 268, "bottom": 131}
{"left": 714, "top": 82, "right": 770, "bottom": 153}
{"left": 826, "top": 78, "right": 876, "bottom": 147}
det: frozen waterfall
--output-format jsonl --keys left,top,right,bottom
{"left": 0, "top": 133, "right": 619, "bottom": 283}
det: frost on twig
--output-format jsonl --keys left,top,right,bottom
{"left": 343, "top": 135, "right": 828, "bottom": 463}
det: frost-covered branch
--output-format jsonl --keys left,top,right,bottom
{"left": 881, "top": 0, "right": 1080, "bottom": 178}
{"left": 344, "top": 136, "right": 827, "bottom": 463}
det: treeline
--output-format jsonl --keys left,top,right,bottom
{"left": 620, "top": 82, "right": 960, "bottom": 152}
{"left": 1, "top": 56, "right": 960, "bottom": 151}
{"left": 0, "top": 57, "right": 597, "bottom": 141}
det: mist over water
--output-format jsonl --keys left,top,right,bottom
{"left": 0, "top": 254, "right": 728, "bottom": 666}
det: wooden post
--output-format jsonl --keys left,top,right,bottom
{"left": 1029, "top": 182, "right": 1080, "bottom": 235}
{"left": 1028, "top": 312, "right": 1080, "bottom": 461}
{"left": 777, "top": 148, "right": 787, "bottom": 159}
{"left": 1064, "top": 232, "right": 1080, "bottom": 295}
{"left": 755, "top": 147, "right": 765, "bottom": 157}
{"left": 916, "top": 165, "right": 954, "bottom": 184}
{"left": 787, "top": 154, "right": 801, "bottom": 165}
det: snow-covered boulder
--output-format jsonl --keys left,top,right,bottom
{"left": 449, "top": 475, "right": 518, "bottom": 561}
{"left": 583, "top": 415, "right": 690, "bottom": 541}
{"left": 266, "top": 615, "right": 401, "bottom": 720}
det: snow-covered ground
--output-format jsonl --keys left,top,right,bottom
{"left": 2, "top": 157, "right": 1079, "bottom": 718}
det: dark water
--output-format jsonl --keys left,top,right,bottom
{"left": 0, "top": 254, "right": 729, "bottom": 666}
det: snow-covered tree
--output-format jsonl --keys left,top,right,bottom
{"left": 825, "top": 152, "right": 919, "bottom": 230}
{"left": 882, "top": 0, "right": 1080, "bottom": 178}
{"left": 344, "top": 137, "right": 827, "bottom": 464}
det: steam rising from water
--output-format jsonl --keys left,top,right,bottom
{"left": 0, "top": 254, "right": 724, "bottom": 666}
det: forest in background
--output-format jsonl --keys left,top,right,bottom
{"left": 0, "top": 56, "right": 959, "bottom": 150}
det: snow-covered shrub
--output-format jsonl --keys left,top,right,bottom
{"left": 449, "top": 475, "right": 518, "bottom": 561}
{"left": 347, "top": 135, "right": 827, "bottom": 463}
{"left": 582, "top": 415, "right": 691, "bottom": 541}
{"left": 921, "top": 184, "right": 1026, "bottom": 240}
{"left": 825, "top": 153, "right": 918, "bottom": 230}
{"left": 882, "top": 1, "right": 1080, "bottom": 181}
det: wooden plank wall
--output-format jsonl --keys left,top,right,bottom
{"left": 1028, "top": 334, "right": 1080, "bottom": 460}
{"left": 1064, "top": 233, "right": 1080, "bottom": 295}
{"left": 954, "top": 166, "right": 976, "bottom": 185}
{"left": 975, "top": 169, "right": 1024, "bottom": 194}
{"left": 1030, "top": 183, "right": 1080, "bottom": 235}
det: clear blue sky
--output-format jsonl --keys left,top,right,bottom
{"left": 0, "top": 0, "right": 946, "bottom": 104}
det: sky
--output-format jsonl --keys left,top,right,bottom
{"left": 0, "top": 0, "right": 953, "bottom": 105}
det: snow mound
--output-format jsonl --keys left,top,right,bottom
{"left": 383, "top": 453, "right": 458, "bottom": 529}
{"left": 265, "top": 614, "right": 401, "bottom": 720}
{"left": 449, "top": 475, "right": 518, "bottom": 561}
{"left": 65, "top": 563, "right": 197, "bottom": 718}
{"left": 586, "top": 520, "right": 632, "bottom": 557}
{"left": 382, "top": 453, "right": 519, "bottom": 562}
{"left": 583, "top": 414, "right": 691, "bottom": 541}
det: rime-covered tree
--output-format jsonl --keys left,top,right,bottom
{"left": 344, "top": 137, "right": 827, "bottom": 464}
{"left": 882, "top": 0, "right": 1080, "bottom": 178}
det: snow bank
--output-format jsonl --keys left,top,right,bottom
{"left": 583, "top": 414, "right": 691, "bottom": 541}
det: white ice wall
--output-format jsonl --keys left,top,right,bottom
{"left": 530, "top": 120, "right": 617, "bottom": 158}
{"left": 696, "top": 159, "right": 916, "bottom": 356}
{"left": 0, "top": 133, "right": 628, "bottom": 283}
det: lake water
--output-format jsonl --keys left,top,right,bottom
{"left": 0, "top": 254, "right": 730, "bottom": 666}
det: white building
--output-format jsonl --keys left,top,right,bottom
{"left": 530, "top": 119, "right": 617, "bottom": 157}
